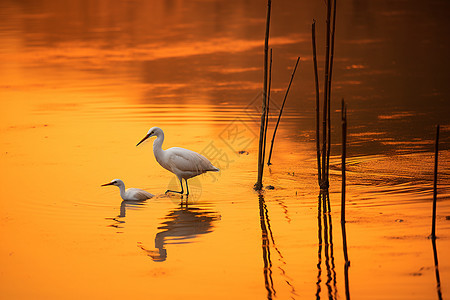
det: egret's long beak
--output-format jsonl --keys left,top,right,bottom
{"left": 101, "top": 182, "right": 114, "bottom": 187}
{"left": 136, "top": 134, "right": 151, "bottom": 147}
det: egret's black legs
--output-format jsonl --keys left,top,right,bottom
{"left": 185, "top": 179, "right": 190, "bottom": 196}
{"left": 165, "top": 178, "right": 184, "bottom": 194}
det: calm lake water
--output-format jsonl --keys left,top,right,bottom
{"left": 0, "top": 0, "right": 449, "bottom": 299}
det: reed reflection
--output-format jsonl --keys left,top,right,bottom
{"left": 106, "top": 200, "right": 146, "bottom": 229}
{"left": 341, "top": 209, "right": 351, "bottom": 300}
{"left": 258, "top": 194, "right": 297, "bottom": 300}
{"left": 138, "top": 203, "right": 219, "bottom": 262}
{"left": 431, "top": 237, "right": 443, "bottom": 300}
{"left": 259, "top": 194, "right": 276, "bottom": 299}
{"left": 274, "top": 196, "right": 292, "bottom": 223}
{"left": 316, "top": 192, "right": 337, "bottom": 300}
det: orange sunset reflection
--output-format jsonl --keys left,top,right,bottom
{"left": 1, "top": 0, "right": 449, "bottom": 299}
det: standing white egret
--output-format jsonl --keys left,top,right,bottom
{"left": 136, "top": 127, "right": 219, "bottom": 196}
{"left": 101, "top": 179, "right": 154, "bottom": 201}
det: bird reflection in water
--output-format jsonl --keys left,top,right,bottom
{"left": 316, "top": 191, "right": 338, "bottom": 299}
{"left": 106, "top": 200, "right": 147, "bottom": 230}
{"left": 138, "top": 203, "right": 220, "bottom": 262}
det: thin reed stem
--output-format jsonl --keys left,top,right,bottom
{"left": 341, "top": 102, "right": 350, "bottom": 300}
{"left": 255, "top": 0, "right": 271, "bottom": 191}
{"left": 267, "top": 57, "right": 300, "bottom": 165}
{"left": 341, "top": 99, "right": 347, "bottom": 224}
{"left": 312, "top": 20, "right": 322, "bottom": 185}
{"left": 431, "top": 124, "right": 440, "bottom": 238}
{"left": 262, "top": 49, "right": 273, "bottom": 168}
{"left": 326, "top": 0, "right": 337, "bottom": 177}
{"left": 321, "top": 0, "right": 332, "bottom": 189}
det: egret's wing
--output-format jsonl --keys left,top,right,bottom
{"left": 167, "top": 147, "right": 218, "bottom": 173}
{"left": 128, "top": 188, "right": 154, "bottom": 200}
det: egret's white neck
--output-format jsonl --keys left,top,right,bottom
{"left": 153, "top": 131, "right": 165, "bottom": 157}
{"left": 117, "top": 183, "right": 126, "bottom": 198}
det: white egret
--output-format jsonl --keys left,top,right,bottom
{"left": 136, "top": 127, "right": 219, "bottom": 195}
{"left": 101, "top": 179, "right": 154, "bottom": 201}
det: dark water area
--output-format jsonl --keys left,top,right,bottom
{"left": 0, "top": 0, "right": 449, "bottom": 299}
{"left": 1, "top": 0, "right": 449, "bottom": 156}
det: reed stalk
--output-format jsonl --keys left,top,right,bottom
{"left": 255, "top": 0, "right": 271, "bottom": 191}
{"left": 326, "top": 0, "right": 337, "bottom": 176}
{"left": 262, "top": 49, "right": 273, "bottom": 168}
{"left": 312, "top": 20, "right": 322, "bottom": 185}
{"left": 341, "top": 99, "right": 347, "bottom": 224}
{"left": 431, "top": 125, "right": 440, "bottom": 238}
{"left": 267, "top": 57, "right": 300, "bottom": 166}
{"left": 321, "top": 0, "right": 332, "bottom": 189}
{"left": 313, "top": 0, "right": 337, "bottom": 190}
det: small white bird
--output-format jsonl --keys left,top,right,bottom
{"left": 101, "top": 179, "right": 154, "bottom": 201}
{"left": 136, "top": 127, "right": 219, "bottom": 195}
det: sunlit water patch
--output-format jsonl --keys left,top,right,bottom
{"left": 1, "top": 0, "right": 450, "bottom": 299}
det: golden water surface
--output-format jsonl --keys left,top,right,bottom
{"left": 0, "top": 0, "right": 449, "bottom": 299}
